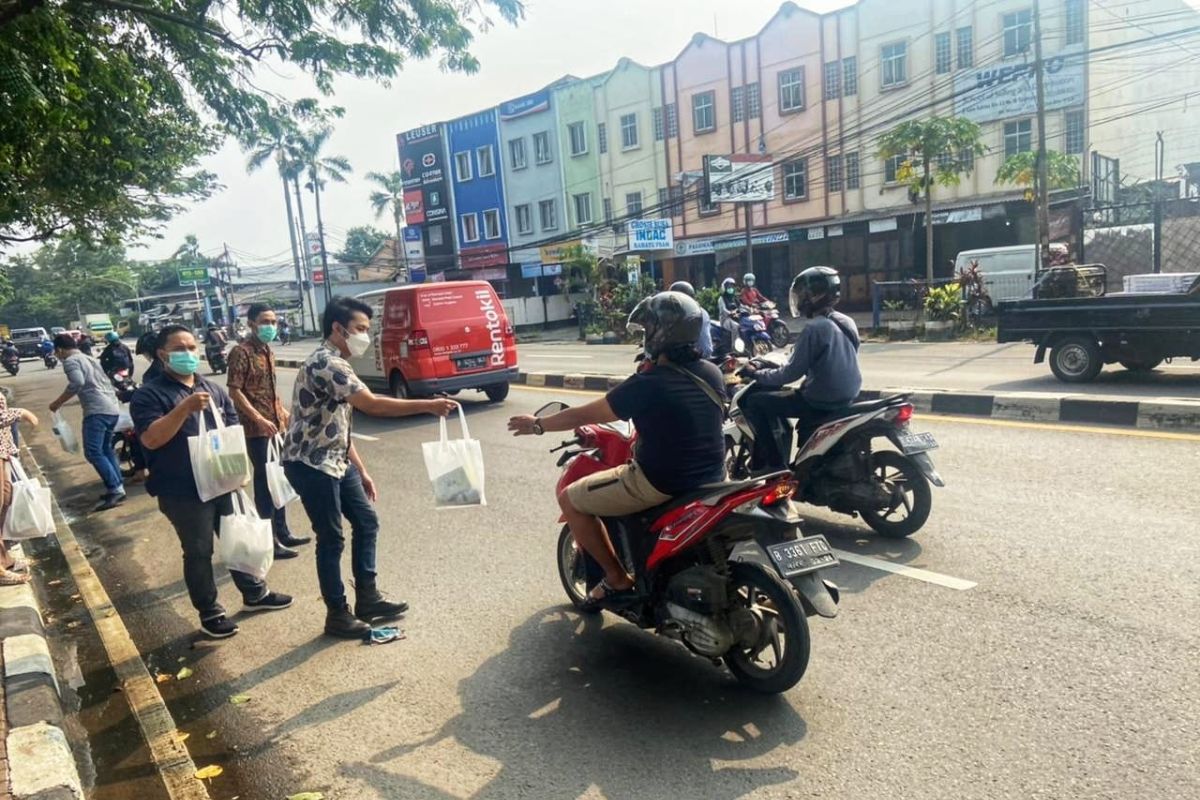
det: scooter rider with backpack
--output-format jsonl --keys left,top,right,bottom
{"left": 739, "top": 267, "right": 862, "bottom": 472}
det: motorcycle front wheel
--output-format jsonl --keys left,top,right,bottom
{"left": 752, "top": 339, "right": 772, "bottom": 356}
{"left": 724, "top": 562, "right": 811, "bottom": 694}
{"left": 768, "top": 321, "right": 790, "bottom": 349}
{"left": 860, "top": 450, "right": 932, "bottom": 538}
{"left": 556, "top": 525, "right": 599, "bottom": 614}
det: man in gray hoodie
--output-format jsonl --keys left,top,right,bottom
{"left": 48, "top": 333, "right": 125, "bottom": 511}
{"left": 741, "top": 267, "right": 862, "bottom": 471}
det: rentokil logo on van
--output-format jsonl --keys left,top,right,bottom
{"left": 476, "top": 290, "right": 506, "bottom": 366}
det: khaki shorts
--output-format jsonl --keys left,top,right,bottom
{"left": 565, "top": 461, "right": 671, "bottom": 517}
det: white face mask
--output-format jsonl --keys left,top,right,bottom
{"left": 345, "top": 331, "right": 371, "bottom": 357}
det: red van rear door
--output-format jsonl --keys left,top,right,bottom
{"left": 413, "top": 283, "right": 511, "bottom": 379}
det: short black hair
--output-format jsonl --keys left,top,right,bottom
{"left": 322, "top": 296, "right": 372, "bottom": 338}
{"left": 53, "top": 333, "right": 77, "bottom": 351}
{"left": 246, "top": 303, "right": 271, "bottom": 322}
{"left": 155, "top": 324, "right": 192, "bottom": 351}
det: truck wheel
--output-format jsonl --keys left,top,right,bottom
{"left": 1049, "top": 337, "right": 1103, "bottom": 383}
{"left": 1119, "top": 358, "right": 1162, "bottom": 373}
{"left": 389, "top": 372, "right": 409, "bottom": 399}
{"left": 484, "top": 383, "right": 510, "bottom": 403}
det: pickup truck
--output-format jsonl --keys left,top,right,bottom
{"left": 996, "top": 272, "right": 1200, "bottom": 383}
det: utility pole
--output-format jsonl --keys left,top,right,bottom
{"left": 222, "top": 243, "right": 237, "bottom": 324}
{"left": 744, "top": 203, "right": 754, "bottom": 277}
{"left": 1153, "top": 132, "right": 1165, "bottom": 273}
{"left": 1033, "top": 0, "right": 1051, "bottom": 268}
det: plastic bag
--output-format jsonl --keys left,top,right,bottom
{"left": 51, "top": 410, "right": 80, "bottom": 454}
{"left": 266, "top": 434, "right": 298, "bottom": 509}
{"left": 217, "top": 490, "right": 274, "bottom": 580}
{"left": 422, "top": 405, "right": 485, "bottom": 508}
{"left": 3, "top": 459, "right": 56, "bottom": 540}
{"left": 187, "top": 407, "right": 251, "bottom": 503}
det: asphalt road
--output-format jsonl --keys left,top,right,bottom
{"left": 11, "top": 361, "right": 1200, "bottom": 800}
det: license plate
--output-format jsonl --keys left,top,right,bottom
{"left": 766, "top": 536, "right": 839, "bottom": 578}
{"left": 455, "top": 355, "right": 487, "bottom": 371}
{"left": 898, "top": 431, "right": 938, "bottom": 454}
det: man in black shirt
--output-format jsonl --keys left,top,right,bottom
{"left": 508, "top": 292, "right": 725, "bottom": 605}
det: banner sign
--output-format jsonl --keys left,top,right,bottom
{"left": 500, "top": 89, "right": 551, "bottom": 121}
{"left": 673, "top": 238, "right": 715, "bottom": 257}
{"left": 398, "top": 124, "right": 450, "bottom": 224}
{"left": 713, "top": 231, "right": 788, "bottom": 251}
{"left": 628, "top": 219, "right": 674, "bottom": 251}
{"left": 704, "top": 154, "right": 775, "bottom": 203}
{"left": 955, "top": 47, "right": 1084, "bottom": 123}
{"left": 177, "top": 266, "right": 210, "bottom": 286}
{"left": 932, "top": 207, "right": 983, "bottom": 225}
{"left": 539, "top": 238, "right": 596, "bottom": 265}
{"left": 460, "top": 243, "right": 508, "bottom": 269}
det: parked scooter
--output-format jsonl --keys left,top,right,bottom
{"left": 724, "top": 354, "right": 944, "bottom": 538}
{"left": 541, "top": 400, "right": 840, "bottom": 694}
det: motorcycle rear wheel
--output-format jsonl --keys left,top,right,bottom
{"left": 724, "top": 562, "right": 810, "bottom": 694}
{"left": 556, "top": 525, "right": 599, "bottom": 614}
{"left": 768, "top": 321, "right": 790, "bottom": 349}
{"left": 860, "top": 450, "right": 931, "bottom": 538}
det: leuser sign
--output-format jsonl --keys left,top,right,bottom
{"left": 955, "top": 47, "right": 1084, "bottom": 123}
{"left": 398, "top": 125, "right": 450, "bottom": 224}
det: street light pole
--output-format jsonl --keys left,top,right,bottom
{"left": 1033, "top": 0, "right": 1051, "bottom": 267}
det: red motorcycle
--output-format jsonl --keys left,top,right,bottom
{"left": 538, "top": 401, "right": 840, "bottom": 694}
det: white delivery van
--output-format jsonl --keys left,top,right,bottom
{"left": 953, "top": 245, "right": 1041, "bottom": 304}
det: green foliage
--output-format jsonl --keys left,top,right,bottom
{"left": 923, "top": 283, "right": 964, "bottom": 323}
{"left": 996, "top": 151, "right": 1081, "bottom": 199}
{"left": 876, "top": 116, "right": 987, "bottom": 194}
{"left": 561, "top": 245, "right": 605, "bottom": 297}
{"left": 367, "top": 170, "right": 406, "bottom": 232}
{"left": 336, "top": 226, "right": 390, "bottom": 265}
{"left": 696, "top": 286, "right": 721, "bottom": 317}
{"left": 0, "top": 235, "right": 142, "bottom": 326}
{"left": 883, "top": 299, "right": 909, "bottom": 312}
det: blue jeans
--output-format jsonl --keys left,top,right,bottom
{"left": 82, "top": 414, "right": 123, "bottom": 495}
{"left": 283, "top": 462, "right": 378, "bottom": 610}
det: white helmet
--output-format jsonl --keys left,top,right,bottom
{"left": 743, "top": 272, "right": 756, "bottom": 286}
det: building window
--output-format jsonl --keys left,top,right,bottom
{"left": 846, "top": 152, "right": 861, "bottom": 189}
{"left": 783, "top": 159, "right": 808, "bottom": 200}
{"left": 779, "top": 67, "right": 805, "bottom": 113}
{"left": 620, "top": 113, "right": 639, "bottom": 150}
{"left": 827, "top": 154, "right": 844, "bottom": 192}
{"left": 652, "top": 107, "right": 665, "bottom": 141}
{"left": 959, "top": 147, "right": 975, "bottom": 171}
{"left": 625, "top": 191, "right": 643, "bottom": 219}
{"left": 539, "top": 199, "right": 558, "bottom": 231}
{"left": 692, "top": 91, "right": 715, "bottom": 133}
{"left": 699, "top": 193, "right": 718, "bottom": 216}
{"left": 665, "top": 103, "right": 679, "bottom": 137}
{"left": 843, "top": 57, "right": 858, "bottom": 96}
{"left": 746, "top": 82, "right": 761, "bottom": 118}
{"left": 1065, "top": 0, "right": 1084, "bottom": 45}
{"left": 884, "top": 154, "right": 907, "bottom": 183}
{"left": 476, "top": 145, "right": 494, "bottom": 178}
{"left": 603, "top": 197, "right": 613, "bottom": 224}
{"left": 454, "top": 151, "right": 472, "bottom": 182}
{"left": 598, "top": 122, "right": 608, "bottom": 154}
{"left": 1004, "top": 119, "right": 1033, "bottom": 158}
{"left": 935, "top": 32, "right": 952, "bottom": 74}
{"left": 731, "top": 86, "right": 745, "bottom": 123}
{"left": 956, "top": 26, "right": 974, "bottom": 69}
{"left": 514, "top": 204, "right": 532, "bottom": 235}
{"left": 508, "top": 138, "right": 526, "bottom": 170}
{"left": 572, "top": 193, "right": 593, "bottom": 226}
{"left": 1003, "top": 10, "right": 1033, "bottom": 57}
{"left": 461, "top": 212, "right": 479, "bottom": 243}
{"left": 935, "top": 151, "right": 953, "bottom": 171}
{"left": 567, "top": 122, "right": 588, "bottom": 156}
{"left": 1065, "top": 110, "right": 1085, "bottom": 154}
{"left": 823, "top": 62, "right": 841, "bottom": 100}
{"left": 881, "top": 42, "right": 907, "bottom": 88}
{"left": 482, "top": 208, "right": 500, "bottom": 239}
{"left": 534, "top": 132, "right": 552, "bottom": 165}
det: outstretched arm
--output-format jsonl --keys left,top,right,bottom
{"left": 508, "top": 397, "right": 617, "bottom": 436}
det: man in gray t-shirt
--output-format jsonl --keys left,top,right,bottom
{"left": 48, "top": 333, "right": 125, "bottom": 510}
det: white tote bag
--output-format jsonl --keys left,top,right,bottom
{"left": 187, "top": 406, "right": 251, "bottom": 502}
{"left": 3, "top": 459, "right": 56, "bottom": 540}
{"left": 217, "top": 490, "right": 275, "bottom": 580}
{"left": 265, "top": 434, "right": 298, "bottom": 509}
{"left": 51, "top": 410, "right": 80, "bottom": 454}
{"left": 422, "top": 405, "right": 486, "bottom": 508}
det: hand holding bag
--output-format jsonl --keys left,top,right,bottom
{"left": 265, "top": 434, "right": 298, "bottom": 509}
{"left": 188, "top": 405, "right": 251, "bottom": 502}
{"left": 3, "top": 459, "right": 56, "bottom": 540}
{"left": 422, "top": 405, "right": 486, "bottom": 508}
{"left": 51, "top": 410, "right": 80, "bottom": 454}
{"left": 217, "top": 490, "right": 275, "bottom": 580}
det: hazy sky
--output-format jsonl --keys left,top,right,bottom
{"left": 138, "top": 0, "right": 853, "bottom": 263}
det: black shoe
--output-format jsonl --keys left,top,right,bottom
{"left": 354, "top": 588, "right": 409, "bottom": 622}
{"left": 277, "top": 534, "right": 311, "bottom": 547}
{"left": 325, "top": 604, "right": 371, "bottom": 639}
{"left": 93, "top": 494, "right": 125, "bottom": 512}
{"left": 273, "top": 544, "right": 298, "bottom": 560}
{"left": 200, "top": 615, "right": 239, "bottom": 639}
{"left": 244, "top": 591, "right": 293, "bottom": 612}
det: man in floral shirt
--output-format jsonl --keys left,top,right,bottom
{"left": 282, "top": 296, "right": 456, "bottom": 639}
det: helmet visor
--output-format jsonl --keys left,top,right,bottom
{"left": 789, "top": 285, "right": 805, "bottom": 318}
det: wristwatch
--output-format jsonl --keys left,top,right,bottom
{"left": 532, "top": 420, "right": 545, "bottom": 436}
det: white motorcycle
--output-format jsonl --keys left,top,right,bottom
{"left": 724, "top": 354, "right": 944, "bottom": 538}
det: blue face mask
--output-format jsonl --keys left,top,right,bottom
{"left": 255, "top": 325, "right": 277, "bottom": 343}
{"left": 167, "top": 351, "right": 201, "bottom": 376}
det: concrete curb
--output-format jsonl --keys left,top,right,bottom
{"left": 0, "top": 547, "right": 84, "bottom": 800}
{"left": 510, "top": 371, "right": 1200, "bottom": 433}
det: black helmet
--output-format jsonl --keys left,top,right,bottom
{"left": 627, "top": 291, "right": 704, "bottom": 359}
{"left": 668, "top": 280, "right": 696, "bottom": 298}
{"left": 789, "top": 266, "right": 841, "bottom": 317}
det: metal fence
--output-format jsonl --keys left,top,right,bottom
{"left": 1083, "top": 197, "right": 1200, "bottom": 285}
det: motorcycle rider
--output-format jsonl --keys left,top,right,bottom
{"left": 38, "top": 336, "right": 55, "bottom": 361}
{"left": 668, "top": 281, "right": 713, "bottom": 358}
{"left": 740, "top": 266, "right": 862, "bottom": 472}
{"left": 718, "top": 277, "right": 742, "bottom": 339}
{"left": 1, "top": 339, "right": 18, "bottom": 367}
{"left": 740, "top": 272, "right": 770, "bottom": 308}
{"left": 507, "top": 292, "right": 727, "bottom": 606}
{"left": 99, "top": 331, "right": 135, "bottom": 379}
{"left": 203, "top": 322, "right": 227, "bottom": 365}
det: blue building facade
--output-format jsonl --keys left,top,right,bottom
{"left": 445, "top": 109, "right": 509, "bottom": 273}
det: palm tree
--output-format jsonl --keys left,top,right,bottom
{"left": 367, "top": 170, "right": 407, "bottom": 280}
{"left": 299, "top": 128, "right": 352, "bottom": 303}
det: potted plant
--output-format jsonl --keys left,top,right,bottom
{"left": 885, "top": 299, "right": 917, "bottom": 339}
{"left": 922, "top": 284, "right": 964, "bottom": 339}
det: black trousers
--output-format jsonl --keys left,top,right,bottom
{"left": 247, "top": 436, "right": 293, "bottom": 542}
{"left": 741, "top": 389, "right": 839, "bottom": 470}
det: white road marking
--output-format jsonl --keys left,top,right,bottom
{"left": 831, "top": 549, "right": 977, "bottom": 591}
{"left": 351, "top": 432, "right": 380, "bottom": 441}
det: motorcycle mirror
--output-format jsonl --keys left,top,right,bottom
{"left": 534, "top": 401, "right": 569, "bottom": 418}
{"left": 733, "top": 338, "right": 746, "bottom": 354}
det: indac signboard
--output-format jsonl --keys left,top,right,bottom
{"left": 628, "top": 219, "right": 674, "bottom": 251}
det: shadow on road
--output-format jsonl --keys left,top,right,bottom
{"left": 985, "top": 367, "right": 1200, "bottom": 398}
{"left": 346, "top": 607, "right": 809, "bottom": 799}
{"left": 796, "top": 515, "right": 924, "bottom": 595}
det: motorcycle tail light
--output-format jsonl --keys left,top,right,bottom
{"left": 894, "top": 403, "right": 914, "bottom": 425}
{"left": 761, "top": 480, "right": 797, "bottom": 507}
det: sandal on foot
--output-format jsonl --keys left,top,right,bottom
{"left": 6, "top": 557, "right": 28, "bottom": 573}
{"left": 582, "top": 578, "right": 637, "bottom": 611}
{"left": 0, "top": 569, "right": 31, "bottom": 586}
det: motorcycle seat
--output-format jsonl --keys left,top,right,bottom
{"left": 840, "top": 394, "right": 909, "bottom": 415}
{"left": 634, "top": 472, "right": 790, "bottom": 521}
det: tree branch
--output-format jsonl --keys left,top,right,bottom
{"left": 78, "top": 0, "right": 277, "bottom": 59}
{"left": 0, "top": 0, "right": 45, "bottom": 28}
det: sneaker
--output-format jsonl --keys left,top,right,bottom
{"left": 200, "top": 615, "right": 239, "bottom": 639}
{"left": 325, "top": 604, "right": 371, "bottom": 639}
{"left": 273, "top": 544, "right": 299, "bottom": 560}
{"left": 243, "top": 591, "right": 293, "bottom": 612}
